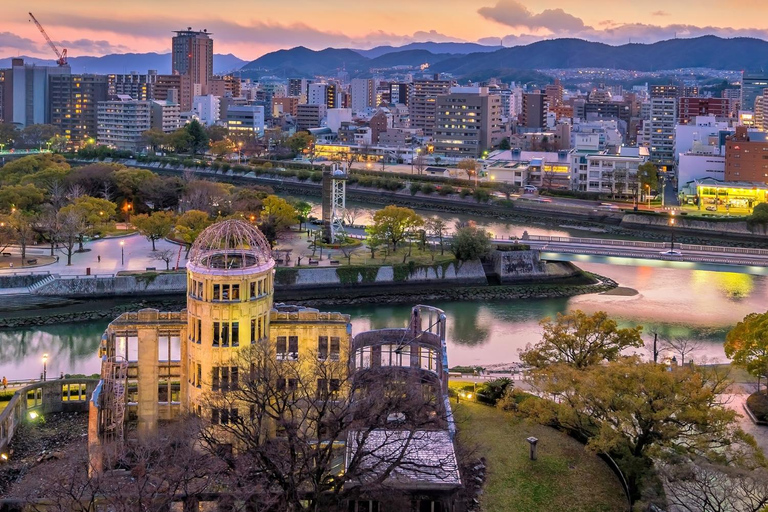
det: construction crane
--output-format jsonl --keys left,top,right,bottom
{"left": 28, "top": 12, "right": 67, "bottom": 66}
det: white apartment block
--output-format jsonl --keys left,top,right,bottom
{"left": 350, "top": 78, "right": 375, "bottom": 113}
{"left": 150, "top": 100, "right": 182, "bottom": 133}
{"left": 191, "top": 94, "right": 220, "bottom": 126}
{"left": 97, "top": 96, "right": 151, "bottom": 152}
{"left": 575, "top": 147, "right": 648, "bottom": 194}
{"left": 647, "top": 97, "right": 677, "bottom": 168}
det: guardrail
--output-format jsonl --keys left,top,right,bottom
{"left": 523, "top": 235, "right": 768, "bottom": 256}
{"left": 539, "top": 248, "right": 768, "bottom": 266}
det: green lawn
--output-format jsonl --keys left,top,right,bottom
{"left": 453, "top": 399, "right": 628, "bottom": 512}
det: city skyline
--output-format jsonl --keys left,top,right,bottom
{"left": 3, "top": 0, "right": 768, "bottom": 61}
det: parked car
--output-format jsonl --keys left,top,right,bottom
{"left": 705, "top": 205, "right": 717, "bottom": 211}
{"left": 523, "top": 185, "right": 538, "bottom": 194}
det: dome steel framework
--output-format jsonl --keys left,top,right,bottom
{"left": 188, "top": 219, "right": 273, "bottom": 270}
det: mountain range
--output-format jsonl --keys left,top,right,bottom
{"left": 0, "top": 53, "right": 246, "bottom": 75}
{"left": 242, "top": 36, "right": 768, "bottom": 80}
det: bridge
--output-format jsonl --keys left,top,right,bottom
{"left": 507, "top": 235, "right": 768, "bottom": 275}
{"left": 0, "top": 149, "right": 52, "bottom": 157}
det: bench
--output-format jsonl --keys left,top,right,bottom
{"left": 308, "top": 260, "right": 319, "bottom": 266}
{"left": 26, "top": 259, "right": 37, "bottom": 264}
{"left": 145, "top": 267, "right": 156, "bottom": 271}
{"left": 2, "top": 253, "right": 11, "bottom": 257}
{"left": 330, "top": 260, "right": 340, "bottom": 265}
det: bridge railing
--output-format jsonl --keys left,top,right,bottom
{"left": 539, "top": 247, "right": 768, "bottom": 266}
{"left": 523, "top": 235, "right": 768, "bottom": 256}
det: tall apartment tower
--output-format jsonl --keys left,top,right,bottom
{"left": 410, "top": 74, "right": 452, "bottom": 137}
{"left": 172, "top": 28, "right": 213, "bottom": 91}
{"left": 1, "top": 58, "right": 70, "bottom": 128}
{"left": 742, "top": 73, "right": 768, "bottom": 112}
{"left": 647, "top": 97, "right": 677, "bottom": 169}
{"left": 433, "top": 87, "right": 503, "bottom": 158}
{"left": 49, "top": 74, "right": 109, "bottom": 147}
{"left": 350, "top": 78, "right": 375, "bottom": 113}
{"left": 521, "top": 93, "right": 546, "bottom": 129}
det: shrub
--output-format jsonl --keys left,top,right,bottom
{"left": 297, "top": 169, "right": 311, "bottom": 181}
{"left": 310, "top": 172, "right": 323, "bottom": 182}
{"left": 410, "top": 183, "right": 421, "bottom": 196}
{"left": 473, "top": 188, "right": 491, "bottom": 203}
{"left": 439, "top": 184, "right": 455, "bottom": 196}
{"left": 421, "top": 183, "right": 436, "bottom": 195}
{"left": 476, "top": 378, "right": 513, "bottom": 405}
{"left": 460, "top": 189, "right": 472, "bottom": 199}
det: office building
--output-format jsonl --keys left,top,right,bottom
{"left": 389, "top": 82, "right": 411, "bottom": 106}
{"left": 272, "top": 96, "right": 298, "bottom": 117}
{"left": 97, "top": 96, "right": 151, "bottom": 151}
{"left": 109, "top": 72, "right": 158, "bottom": 101}
{"left": 150, "top": 100, "right": 182, "bottom": 133}
{"left": 208, "top": 75, "right": 241, "bottom": 98}
{"left": 409, "top": 75, "right": 452, "bottom": 137}
{"left": 521, "top": 93, "right": 546, "bottom": 129}
{"left": 288, "top": 78, "right": 311, "bottom": 98}
{"left": 308, "top": 83, "right": 338, "bottom": 108}
{"left": 742, "top": 73, "right": 768, "bottom": 112}
{"left": 725, "top": 126, "right": 768, "bottom": 182}
{"left": 1, "top": 58, "right": 70, "bottom": 128}
{"left": 49, "top": 74, "right": 108, "bottom": 147}
{"left": 646, "top": 97, "right": 677, "bottom": 169}
{"left": 226, "top": 105, "right": 265, "bottom": 138}
{"left": 678, "top": 97, "right": 730, "bottom": 124}
{"left": 350, "top": 78, "right": 375, "bottom": 113}
{"left": 433, "top": 87, "right": 503, "bottom": 158}
{"left": 296, "top": 103, "right": 325, "bottom": 131}
{"left": 172, "top": 28, "right": 213, "bottom": 90}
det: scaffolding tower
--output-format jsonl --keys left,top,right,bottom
{"left": 98, "top": 356, "right": 128, "bottom": 443}
{"left": 321, "top": 164, "right": 348, "bottom": 243}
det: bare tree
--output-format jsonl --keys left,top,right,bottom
{"left": 67, "top": 184, "right": 87, "bottom": 202}
{"left": 9, "top": 212, "right": 36, "bottom": 264}
{"left": 662, "top": 336, "right": 704, "bottom": 365}
{"left": 35, "top": 206, "right": 60, "bottom": 256}
{"left": 343, "top": 205, "right": 365, "bottom": 227}
{"left": 151, "top": 249, "right": 177, "bottom": 270}
{"left": 660, "top": 459, "right": 768, "bottom": 512}
{"left": 414, "top": 154, "right": 428, "bottom": 175}
{"left": 197, "top": 340, "right": 451, "bottom": 511}
{"left": 425, "top": 217, "right": 448, "bottom": 256}
{"left": 57, "top": 210, "right": 86, "bottom": 266}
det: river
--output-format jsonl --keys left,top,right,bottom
{"left": 1, "top": 260, "right": 764, "bottom": 381}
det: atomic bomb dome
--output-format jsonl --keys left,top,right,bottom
{"left": 187, "top": 219, "right": 274, "bottom": 273}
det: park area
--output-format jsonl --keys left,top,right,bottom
{"left": 449, "top": 381, "right": 628, "bottom": 512}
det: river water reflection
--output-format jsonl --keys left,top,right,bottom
{"left": 1, "top": 262, "right": 765, "bottom": 380}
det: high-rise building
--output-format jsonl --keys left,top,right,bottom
{"left": 741, "top": 73, "right": 768, "bottom": 112}
{"left": 2, "top": 58, "right": 70, "bottom": 128}
{"left": 273, "top": 96, "right": 298, "bottom": 117}
{"left": 307, "top": 83, "right": 338, "bottom": 108}
{"left": 521, "top": 93, "right": 546, "bottom": 129}
{"left": 288, "top": 78, "right": 310, "bottom": 98}
{"left": 650, "top": 85, "right": 678, "bottom": 99}
{"left": 109, "top": 72, "right": 158, "bottom": 101}
{"left": 389, "top": 82, "right": 411, "bottom": 106}
{"left": 409, "top": 75, "right": 452, "bottom": 137}
{"left": 350, "top": 78, "right": 375, "bottom": 113}
{"left": 191, "top": 95, "right": 220, "bottom": 126}
{"left": 544, "top": 79, "right": 563, "bottom": 108}
{"left": 208, "top": 75, "right": 242, "bottom": 98}
{"left": 433, "top": 87, "right": 503, "bottom": 158}
{"left": 646, "top": 97, "right": 677, "bottom": 169}
{"left": 172, "top": 28, "right": 213, "bottom": 91}
{"left": 97, "top": 96, "right": 151, "bottom": 151}
{"left": 150, "top": 100, "right": 181, "bottom": 133}
{"left": 49, "top": 74, "right": 109, "bottom": 147}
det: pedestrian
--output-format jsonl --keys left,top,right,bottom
{"left": 97, "top": 255, "right": 101, "bottom": 263}
{"left": 2, "top": 376, "right": 7, "bottom": 390}
{"left": 8, "top": 262, "right": 12, "bottom": 268}
{"left": 59, "top": 372, "right": 64, "bottom": 379}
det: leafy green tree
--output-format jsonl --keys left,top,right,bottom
{"left": 20, "top": 124, "right": 59, "bottom": 148}
{"left": 185, "top": 120, "right": 209, "bottom": 157}
{"left": 166, "top": 129, "right": 192, "bottom": 153}
{"left": 175, "top": 210, "right": 212, "bottom": 256}
{"left": 261, "top": 195, "right": 298, "bottom": 232}
{"left": 0, "top": 153, "right": 70, "bottom": 186}
{"left": 450, "top": 226, "right": 491, "bottom": 262}
{"left": 725, "top": 312, "right": 768, "bottom": 392}
{"left": 637, "top": 162, "right": 659, "bottom": 193}
{"left": 457, "top": 158, "right": 478, "bottom": 182}
{"left": 286, "top": 132, "right": 314, "bottom": 155}
{"left": 112, "top": 168, "right": 157, "bottom": 201}
{"left": 48, "top": 134, "right": 68, "bottom": 152}
{"left": 132, "top": 211, "right": 176, "bottom": 251}
{"left": 523, "top": 359, "right": 743, "bottom": 500}
{"left": 499, "top": 138, "right": 511, "bottom": 150}
{"left": 207, "top": 125, "right": 229, "bottom": 143}
{"left": 211, "top": 139, "right": 236, "bottom": 159}
{"left": 749, "top": 203, "right": 768, "bottom": 225}
{"left": 0, "top": 184, "right": 46, "bottom": 213}
{"left": 0, "top": 123, "right": 17, "bottom": 148}
{"left": 290, "top": 199, "right": 313, "bottom": 229}
{"left": 64, "top": 196, "right": 117, "bottom": 238}
{"left": 368, "top": 205, "right": 423, "bottom": 251}
{"left": 141, "top": 129, "right": 168, "bottom": 154}
{"left": 520, "top": 310, "right": 644, "bottom": 370}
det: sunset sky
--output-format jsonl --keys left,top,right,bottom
{"left": 4, "top": 0, "right": 768, "bottom": 60}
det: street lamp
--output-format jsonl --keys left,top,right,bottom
{"left": 238, "top": 141, "right": 244, "bottom": 164}
{"left": 646, "top": 184, "right": 651, "bottom": 209}
{"left": 42, "top": 353, "right": 48, "bottom": 381}
{"left": 120, "top": 240, "right": 125, "bottom": 266}
{"left": 669, "top": 211, "right": 676, "bottom": 252}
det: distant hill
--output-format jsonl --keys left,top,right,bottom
{"left": 242, "top": 36, "right": 768, "bottom": 79}
{"left": 431, "top": 36, "right": 768, "bottom": 75}
{"left": 0, "top": 53, "right": 246, "bottom": 75}
{"left": 356, "top": 42, "right": 502, "bottom": 59}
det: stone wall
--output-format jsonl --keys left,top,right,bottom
{"left": 34, "top": 272, "right": 187, "bottom": 297}
{"left": 490, "top": 250, "right": 580, "bottom": 283}
{"left": 621, "top": 214, "right": 768, "bottom": 237}
{"left": 0, "top": 274, "right": 49, "bottom": 289}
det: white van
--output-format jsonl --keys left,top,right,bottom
{"left": 523, "top": 185, "right": 538, "bottom": 194}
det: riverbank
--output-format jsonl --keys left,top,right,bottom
{"left": 0, "top": 272, "right": 616, "bottom": 329}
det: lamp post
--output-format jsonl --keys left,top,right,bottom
{"left": 120, "top": 240, "right": 125, "bottom": 266}
{"left": 238, "top": 141, "right": 243, "bottom": 164}
{"left": 42, "top": 353, "right": 48, "bottom": 381}
{"left": 646, "top": 184, "right": 651, "bottom": 209}
{"left": 669, "top": 211, "right": 676, "bottom": 252}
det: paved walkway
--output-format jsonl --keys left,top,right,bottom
{"left": 0, "top": 234, "right": 189, "bottom": 277}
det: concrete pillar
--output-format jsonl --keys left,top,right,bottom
{"left": 137, "top": 323, "right": 159, "bottom": 436}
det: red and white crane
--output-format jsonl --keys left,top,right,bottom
{"left": 28, "top": 12, "right": 68, "bottom": 66}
